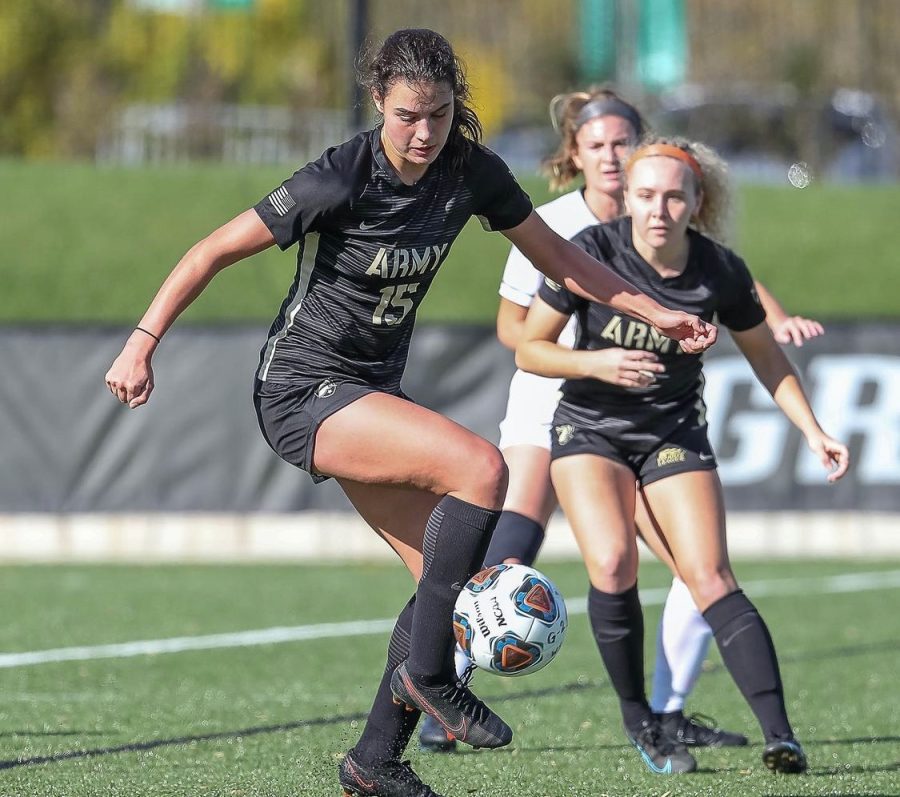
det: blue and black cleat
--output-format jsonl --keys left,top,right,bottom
{"left": 627, "top": 718, "right": 697, "bottom": 774}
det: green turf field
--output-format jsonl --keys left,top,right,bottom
{"left": 3, "top": 159, "right": 898, "bottom": 325}
{"left": 1, "top": 559, "right": 897, "bottom": 796}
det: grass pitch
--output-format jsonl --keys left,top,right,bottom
{"left": 2, "top": 159, "right": 898, "bottom": 325}
{"left": 0, "top": 558, "right": 897, "bottom": 796}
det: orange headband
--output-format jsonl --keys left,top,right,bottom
{"left": 625, "top": 144, "right": 703, "bottom": 181}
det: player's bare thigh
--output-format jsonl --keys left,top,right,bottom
{"left": 338, "top": 478, "right": 442, "bottom": 580}
{"left": 634, "top": 490, "right": 679, "bottom": 576}
{"left": 551, "top": 454, "right": 639, "bottom": 592}
{"left": 501, "top": 444, "right": 557, "bottom": 525}
{"left": 640, "top": 469, "right": 737, "bottom": 611}
{"left": 314, "top": 391, "right": 507, "bottom": 510}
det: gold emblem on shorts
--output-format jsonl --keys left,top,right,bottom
{"left": 657, "top": 447, "right": 686, "bottom": 467}
{"left": 555, "top": 424, "right": 575, "bottom": 445}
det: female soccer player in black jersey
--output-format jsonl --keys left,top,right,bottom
{"left": 105, "top": 30, "right": 715, "bottom": 797}
{"left": 517, "top": 136, "right": 849, "bottom": 777}
{"left": 422, "top": 87, "right": 823, "bottom": 757}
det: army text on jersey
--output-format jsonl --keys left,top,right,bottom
{"left": 253, "top": 128, "right": 532, "bottom": 389}
{"left": 538, "top": 216, "right": 765, "bottom": 445}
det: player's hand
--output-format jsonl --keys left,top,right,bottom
{"left": 806, "top": 433, "right": 850, "bottom": 483}
{"left": 650, "top": 309, "right": 718, "bottom": 353}
{"left": 584, "top": 348, "right": 665, "bottom": 388}
{"left": 105, "top": 337, "right": 155, "bottom": 409}
{"left": 773, "top": 316, "right": 825, "bottom": 347}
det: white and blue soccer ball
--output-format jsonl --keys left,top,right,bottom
{"left": 453, "top": 563, "right": 568, "bottom": 677}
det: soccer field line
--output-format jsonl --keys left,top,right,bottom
{"left": 2, "top": 568, "right": 899, "bottom": 670}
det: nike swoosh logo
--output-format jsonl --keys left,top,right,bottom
{"left": 721, "top": 622, "right": 754, "bottom": 647}
{"left": 359, "top": 220, "right": 381, "bottom": 231}
{"left": 633, "top": 740, "right": 672, "bottom": 774}
{"left": 401, "top": 671, "right": 468, "bottom": 738}
{"left": 698, "top": 453, "right": 715, "bottom": 461}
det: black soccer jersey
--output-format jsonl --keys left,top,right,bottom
{"left": 539, "top": 216, "right": 765, "bottom": 444}
{"left": 253, "top": 128, "right": 532, "bottom": 389}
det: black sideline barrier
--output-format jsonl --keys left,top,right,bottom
{"left": 0, "top": 323, "right": 897, "bottom": 512}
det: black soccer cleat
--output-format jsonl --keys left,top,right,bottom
{"left": 626, "top": 718, "right": 697, "bottom": 774}
{"left": 658, "top": 710, "right": 749, "bottom": 748}
{"left": 338, "top": 750, "right": 444, "bottom": 797}
{"left": 418, "top": 713, "right": 457, "bottom": 753}
{"left": 762, "top": 737, "right": 808, "bottom": 774}
{"left": 390, "top": 660, "right": 512, "bottom": 749}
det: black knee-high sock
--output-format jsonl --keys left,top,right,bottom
{"left": 407, "top": 495, "right": 500, "bottom": 682}
{"left": 588, "top": 584, "right": 652, "bottom": 731}
{"left": 353, "top": 596, "right": 420, "bottom": 765}
{"left": 703, "top": 590, "right": 793, "bottom": 741}
{"left": 483, "top": 510, "right": 545, "bottom": 567}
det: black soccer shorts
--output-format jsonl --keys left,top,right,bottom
{"left": 254, "top": 377, "right": 407, "bottom": 483}
{"left": 549, "top": 412, "right": 718, "bottom": 487}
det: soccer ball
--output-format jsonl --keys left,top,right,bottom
{"left": 453, "top": 564, "right": 568, "bottom": 677}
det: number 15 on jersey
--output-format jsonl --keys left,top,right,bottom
{"left": 373, "top": 282, "right": 420, "bottom": 326}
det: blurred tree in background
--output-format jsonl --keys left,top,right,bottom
{"left": 0, "top": 0, "right": 898, "bottom": 165}
{"left": 0, "top": 0, "right": 339, "bottom": 158}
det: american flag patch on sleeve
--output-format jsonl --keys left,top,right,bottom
{"left": 267, "top": 186, "right": 297, "bottom": 217}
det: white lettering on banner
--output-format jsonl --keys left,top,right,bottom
{"left": 797, "top": 356, "right": 900, "bottom": 484}
{"left": 703, "top": 358, "right": 788, "bottom": 485}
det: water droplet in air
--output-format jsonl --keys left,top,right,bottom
{"left": 788, "top": 162, "right": 811, "bottom": 188}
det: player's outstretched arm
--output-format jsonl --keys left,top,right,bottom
{"left": 503, "top": 213, "right": 717, "bottom": 354}
{"left": 732, "top": 321, "right": 849, "bottom": 482}
{"left": 516, "top": 298, "right": 665, "bottom": 388}
{"left": 755, "top": 280, "right": 825, "bottom": 347}
{"left": 105, "top": 209, "right": 276, "bottom": 409}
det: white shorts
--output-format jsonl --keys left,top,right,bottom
{"left": 497, "top": 369, "right": 564, "bottom": 451}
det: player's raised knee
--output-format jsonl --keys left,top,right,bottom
{"left": 455, "top": 440, "right": 508, "bottom": 509}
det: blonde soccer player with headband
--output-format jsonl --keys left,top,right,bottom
{"left": 516, "top": 136, "right": 848, "bottom": 775}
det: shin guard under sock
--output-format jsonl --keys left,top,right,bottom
{"left": 353, "top": 596, "right": 420, "bottom": 764}
{"left": 588, "top": 584, "right": 652, "bottom": 730}
{"left": 483, "top": 510, "right": 545, "bottom": 567}
{"left": 407, "top": 496, "right": 500, "bottom": 682}
{"left": 704, "top": 590, "right": 793, "bottom": 740}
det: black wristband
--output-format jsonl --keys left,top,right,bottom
{"left": 135, "top": 326, "right": 162, "bottom": 344}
